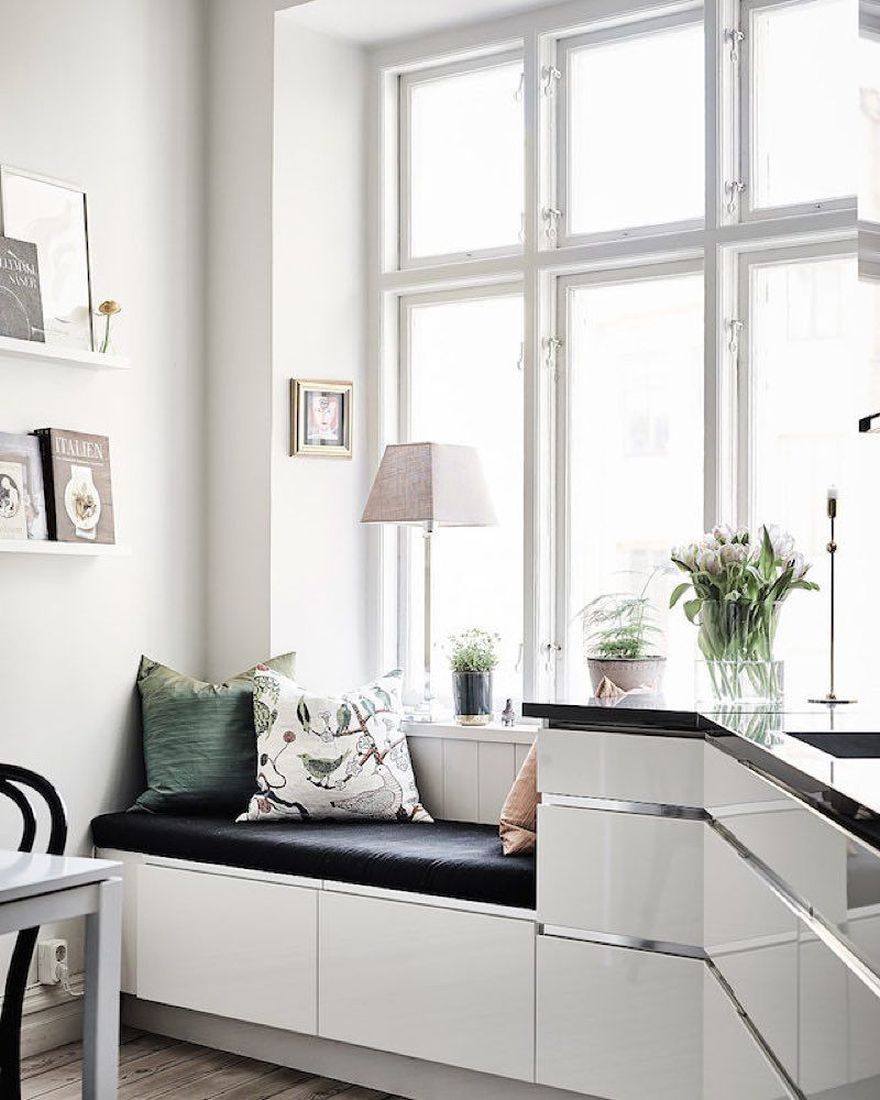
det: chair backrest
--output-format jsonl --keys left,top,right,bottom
{"left": 0, "top": 765, "right": 67, "bottom": 1100}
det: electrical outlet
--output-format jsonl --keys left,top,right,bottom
{"left": 37, "top": 939, "right": 67, "bottom": 986}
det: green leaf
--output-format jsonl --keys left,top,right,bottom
{"left": 296, "top": 699, "right": 311, "bottom": 731}
{"left": 669, "top": 582, "right": 691, "bottom": 608}
{"left": 684, "top": 598, "right": 703, "bottom": 624}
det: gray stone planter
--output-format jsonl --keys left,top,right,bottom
{"left": 586, "top": 656, "right": 666, "bottom": 695}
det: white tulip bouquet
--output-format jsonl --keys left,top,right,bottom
{"left": 670, "top": 524, "right": 819, "bottom": 702}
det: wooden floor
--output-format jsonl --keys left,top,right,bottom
{"left": 21, "top": 1031, "right": 409, "bottom": 1100}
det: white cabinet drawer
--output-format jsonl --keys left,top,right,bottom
{"left": 318, "top": 890, "right": 534, "bottom": 1081}
{"left": 538, "top": 804, "right": 704, "bottom": 947}
{"left": 536, "top": 935, "right": 703, "bottom": 1100}
{"left": 537, "top": 937, "right": 788, "bottom": 1100}
{"left": 137, "top": 864, "right": 318, "bottom": 1034}
{"left": 538, "top": 727, "right": 703, "bottom": 806}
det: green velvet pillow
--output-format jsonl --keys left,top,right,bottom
{"left": 134, "top": 653, "right": 297, "bottom": 814}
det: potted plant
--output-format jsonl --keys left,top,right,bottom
{"left": 670, "top": 524, "right": 819, "bottom": 705}
{"left": 579, "top": 576, "right": 665, "bottom": 694}
{"left": 448, "top": 629, "right": 499, "bottom": 726}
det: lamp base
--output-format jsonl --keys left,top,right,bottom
{"left": 808, "top": 694, "right": 858, "bottom": 706}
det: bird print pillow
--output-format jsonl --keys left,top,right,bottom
{"left": 237, "top": 667, "right": 433, "bottom": 823}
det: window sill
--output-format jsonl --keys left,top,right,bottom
{"left": 402, "top": 720, "right": 538, "bottom": 744}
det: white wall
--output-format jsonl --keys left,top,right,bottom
{"left": 0, "top": 0, "right": 207, "bottom": 967}
{"left": 270, "top": 12, "right": 372, "bottom": 692}
{"left": 204, "top": 0, "right": 276, "bottom": 680}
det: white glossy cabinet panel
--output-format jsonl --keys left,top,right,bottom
{"left": 704, "top": 826, "right": 798, "bottom": 1079}
{"left": 137, "top": 864, "right": 318, "bottom": 1033}
{"left": 714, "top": 800, "right": 848, "bottom": 926}
{"left": 538, "top": 728, "right": 704, "bottom": 806}
{"left": 537, "top": 936, "right": 703, "bottom": 1100}
{"left": 538, "top": 804, "right": 704, "bottom": 946}
{"left": 799, "top": 924, "right": 880, "bottom": 1098}
{"left": 703, "top": 744, "right": 782, "bottom": 808}
{"left": 318, "top": 890, "right": 534, "bottom": 1081}
{"left": 702, "top": 967, "right": 788, "bottom": 1100}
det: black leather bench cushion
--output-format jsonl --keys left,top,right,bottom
{"left": 91, "top": 813, "right": 536, "bottom": 910}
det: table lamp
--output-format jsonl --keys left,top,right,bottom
{"left": 362, "top": 443, "right": 497, "bottom": 720}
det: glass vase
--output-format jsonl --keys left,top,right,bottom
{"left": 695, "top": 599, "right": 784, "bottom": 708}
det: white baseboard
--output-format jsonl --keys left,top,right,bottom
{"left": 122, "top": 995, "right": 593, "bottom": 1100}
{"left": 16, "top": 975, "right": 85, "bottom": 1059}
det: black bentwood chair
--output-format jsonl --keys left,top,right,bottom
{"left": 0, "top": 765, "right": 67, "bottom": 1100}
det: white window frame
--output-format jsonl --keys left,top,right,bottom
{"left": 734, "top": 238, "right": 857, "bottom": 527}
{"left": 552, "top": 8, "right": 706, "bottom": 249}
{"left": 398, "top": 49, "right": 526, "bottom": 270}
{"left": 554, "top": 258, "right": 705, "bottom": 696}
{"left": 860, "top": 7, "right": 880, "bottom": 226}
{"left": 395, "top": 281, "right": 526, "bottom": 702}
{"left": 367, "top": 0, "right": 858, "bottom": 707}
{"left": 738, "top": 0, "right": 858, "bottom": 223}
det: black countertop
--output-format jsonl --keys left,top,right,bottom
{"left": 523, "top": 696, "right": 880, "bottom": 848}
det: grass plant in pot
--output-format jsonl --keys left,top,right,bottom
{"left": 449, "top": 628, "right": 499, "bottom": 726}
{"left": 579, "top": 575, "right": 666, "bottom": 695}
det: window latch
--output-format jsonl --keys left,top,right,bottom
{"left": 544, "top": 337, "right": 563, "bottom": 381}
{"left": 725, "top": 179, "right": 746, "bottom": 215}
{"left": 544, "top": 642, "right": 562, "bottom": 672}
{"left": 728, "top": 319, "right": 745, "bottom": 355}
{"left": 543, "top": 207, "right": 563, "bottom": 244}
{"left": 542, "top": 65, "right": 562, "bottom": 97}
{"left": 724, "top": 27, "right": 745, "bottom": 64}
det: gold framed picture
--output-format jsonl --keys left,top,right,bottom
{"left": 290, "top": 379, "right": 353, "bottom": 458}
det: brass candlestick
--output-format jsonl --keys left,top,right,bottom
{"left": 809, "top": 488, "right": 856, "bottom": 705}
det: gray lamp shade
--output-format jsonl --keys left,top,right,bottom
{"left": 361, "top": 443, "right": 497, "bottom": 527}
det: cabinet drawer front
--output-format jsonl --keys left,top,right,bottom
{"left": 704, "top": 826, "right": 799, "bottom": 1081}
{"left": 536, "top": 936, "right": 703, "bottom": 1100}
{"left": 537, "top": 937, "right": 788, "bottom": 1100}
{"left": 137, "top": 864, "right": 318, "bottom": 1034}
{"left": 538, "top": 728, "right": 703, "bottom": 806}
{"left": 538, "top": 804, "right": 704, "bottom": 946}
{"left": 318, "top": 890, "right": 534, "bottom": 1081}
{"left": 716, "top": 799, "right": 848, "bottom": 927}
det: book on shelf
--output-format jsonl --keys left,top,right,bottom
{"left": 0, "top": 236, "right": 45, "bottom": 343}
{"left": 34, "top": 428, "right": 115, "bottom": 544}
{"left": 0, "top": 432, "right": 48, "bottom": 540}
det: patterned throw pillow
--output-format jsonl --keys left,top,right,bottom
{"left": 237, "top": 668, "right": 432, "bottom": 823}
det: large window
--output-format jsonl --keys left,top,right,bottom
{"left": 401, "top": 291, "right": 525, "bottom": 707}
{"left": 745, "top": 0, "right": 855, "bottom": 214}
{"left": 744, "top": 255, "right": 878, "bottom": 693}
{"left": 401, "top": 55, "right": 525, "bottom": 263}
{"left": 560, "top": 269, "right": 705, "bottom": 697}
{"left": 375, "top": 0, "right": 859, "bottom": 708}
{"left": 561, "top": 16, "right": 704, "bottom": 239}
{"left": 861, "top": 30, "right": 880, "bottom": 222}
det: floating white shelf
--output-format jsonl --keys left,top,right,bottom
{"left": 0, "top": 540, "right": 130, "bottom": 557}
{"left": 0, "top": 335, "right": 129, "bottom": 371}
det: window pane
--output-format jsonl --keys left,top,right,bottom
{"left": 861, "top": 33, "right": 880, "bottom": 222}
{"left": 750, "top": 259, "right": 880, "bottom": 695}
{"left": 408, "top": 61, "right": 524, "bottom": 260}
{"left": 565, "top": 274, "right": 704, "bottom": 700}
{"left": 751, "top": 0, "right": 855, "bottom": 210}
{"left": 406, "top": 294, "right": 524, "bottom": 710}
{"left": 567, "top": 24, "right": 704, "bottom": 236}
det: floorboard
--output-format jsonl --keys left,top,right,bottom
{"left": 20, "top": 1032, "right": 408, "bottom": 1100}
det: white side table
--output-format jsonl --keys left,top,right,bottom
{"left": 0, "top": 850, "right": 122, "bottom": 1099}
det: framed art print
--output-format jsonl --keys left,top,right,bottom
{"left": 0, "top": 167, "right": 94, "bottom": 351}
{"left": 291, "top": 379, "right": 353, "bottom": 457}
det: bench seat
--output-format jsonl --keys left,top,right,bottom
{"left": 91, "top": 813, "right": 535, "bottom": 909}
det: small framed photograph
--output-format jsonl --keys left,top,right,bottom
{"left": 0, "top": 167, "right": 94, "bottom": 351}
{"left": 291, "top": 379, "right": 353, "bottom": 458}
